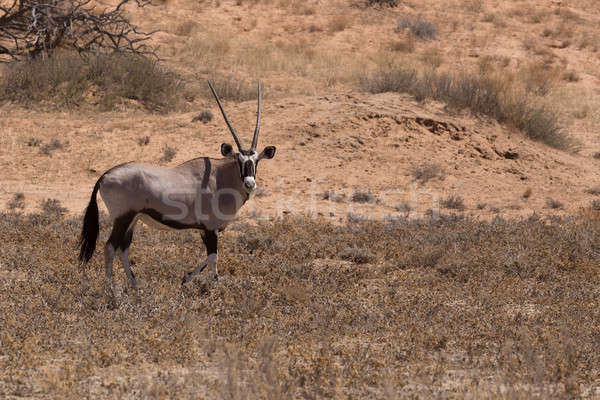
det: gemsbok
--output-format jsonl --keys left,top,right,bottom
{"left": 78, "top": 81, "right": 276, "bottom": 288}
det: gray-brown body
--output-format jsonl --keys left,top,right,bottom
{"left": 78, "top": 80, "right": 276, "bottom": 288}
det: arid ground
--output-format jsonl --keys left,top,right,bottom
{"left": 1, "top": 0, "right": 600, "bottom": 398}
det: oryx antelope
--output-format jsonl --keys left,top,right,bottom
{"left": 78, "top": 81, "right": 276, "bottom": 288}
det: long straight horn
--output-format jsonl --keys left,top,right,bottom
{"left": 207, "top": 80, "right": 244, "bottom": 151}
{"left": 251, "top": 82, "right": 262, "bottom": 151}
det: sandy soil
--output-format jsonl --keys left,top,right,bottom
{"left": 2, "top": 0, "right": 600, "bottom": 220}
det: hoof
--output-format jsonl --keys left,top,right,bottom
{"left": 182, "top": 274, "right": 191, "bottom": 285}
{"left": 213, "top": 274, "right": 219, "bottom": 282}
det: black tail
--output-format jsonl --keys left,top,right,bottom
{"left": 78, "top": 178, "right": 102, "bottom": 264}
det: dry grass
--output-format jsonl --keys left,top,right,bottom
{"left": 1, "top": 210, "right": 600, "bottom": 397}
{"left": 440, "top": 194, "right": 466, "bottom": 210}
{"left": 6, "top": 192, "right": 25, "bottom": 210}
{"left": 39, "top": 198, "right": 68, "bottom": 216}
{"left": 545, "top": 198, "right": 564, "bottom": 210}
{"left": 192, "top": 110, "right": 214, "bottom": 123}
{"left": 585, "top": 187, "right": 600, "bottom": 196}
{"left": 350, "top": 189, "right": 376, "bottom": 204}
{"left": 0, "top": 52, "right": 184, "bottom": 112}
{"left": 328, "top": 15, "right": 351, "bottom": 33}
{"left": 396, "top": 16, "right": 438, "bottom": 40}
{"left": 160, "top": 144, "right": 178, "bottom": 163}
{"left": 322, "top": 190, "right": 346, "bottom": 203}
{"left": 360, "top": 62, "right": 572, "bottom": 150}
{"left": 40, "top": 139, "right": 65, "bottom": 156}
{"left": 137, "top": 136, "right": 150, "bottom": 146}
{"left": 410, "top": 162, "right": 445, "bottom": 184}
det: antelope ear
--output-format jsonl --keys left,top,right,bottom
{"left": 259, "top": 146, "right": 276, "bottom": 160}
{"left": 221, "top": 143, "right": 234, "bottom": 157}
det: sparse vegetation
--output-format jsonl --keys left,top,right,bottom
{"left": 328, "top": 15, "right": 351, "bottom": 33}
{"left": 27, "top": 137, "right": 42, "bottom": 147}
{"left": 396, "top": 16, "right": 438, "bottom": 40}
{"left": 137, "top": 136, "right": 150, "bottom": 146}
{"left": 160, "top": 144, "right": 177, "bottom": 163}
{"left": 192, "top": 110, "right": 214, "bottom": 123}
{"left": 322, "top": 190, "right": 346, "bottom": 203}
{"left": 1, "top": 211, "right": 600, "bottom": 398}
{"left": 410, "top": 162, "right": 445, "bottom": 184}
{"left": 7, "top": 193, "right": 25, "bottom": 210}
{"left": 360, "top": 63, "right": 572, "bottom": 150}
{"left": 40, "top": 139, "right": 65, "bottom": 156}
{"left": 545, "top": 198, "right": 564, "bottom": 209}
{"left": 441, "top": 194, "right": 466, "bottom": 210}
{"left": 202, "top": 75, "right": 256, "bottom": 102}
{"left": 39, "top": 198, "right": 67, "bottom": 216}
{"left": 389, "top": 36, "right": 416, "bottom": 53}
{"left": 585, "top": 187, "right": 600, "bottom": 196}
{"left": 366, "top": 0, "right": 397, "bottom": 6}
{"left": 0, "top": 52, "right": 183, "bottom": 111}
{"left": 339, "top": 246, "right": 376, "bottom": 264}
{"left": 395, "top": 202, "right": 414, "bottom": 213}
{"left": 350, "top": 189, "right": 376, "bottom": 204}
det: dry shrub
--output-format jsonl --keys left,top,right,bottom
{"left": 395, "top": 202, "right": 414, "bottom": 213}
{"left": 27, "top": 137, "right": 42, "bottom": 147}
{"left": 360, "top": 63, "right": 572, "bottom": 150}
{"left": 0, "top": 52, "right": 183, "bottom": 112}
{"left": 192, "top": 110, "right": 214, "bottom": 123}
{"left": 545, "top": 198, "right": 564, "bottom": 209}
{"left": 160, "top": 145, "right": 177, "bottom": 163}
{"left": 366, "top": 0, "right": 397, "bottom": 6}
{"left": 462, "top": 0, "right": 483, "bottom": 13}
{"left": 40, "top": 139, "right": 65, "bottom": 156}
{"left": 441, "top": 195, "right": 466, "bottom": 210}
{"left": 137, "top": 136, "right": 150, "bottom": 146}
{"left": 323, "top": 190, "right": 346, "bottom": 203}
{"left": 339, "top": 246, "right": 376, "bottom": 264}
{"left": 40, "top": 198, "right": 67, "bottom": 216}
{"left": 1, "top": 211, "right": 600, "bottom": 397}
{"left": 396, "top": 16, "right": 438, "bottom": 40}
{"left": 585, "top": 187, "right": 600, "bottom": 196}
{"left": 421, "top": 46, "right": 443, "bottom": 69}
{"left": 350, "top": 189, "right": 376, "bottom": 204}
{"left": 519, "top": 62, "right": 559, "bottom": 96}
{"left": 410, "top": 162, "right": 445, "bottom": 184}
{"left": 7, "top": 193, "right": 25, "bottom": 210}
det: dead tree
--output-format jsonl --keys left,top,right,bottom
{"left": 0, "top": 0, "right": 156, "bottom": 61}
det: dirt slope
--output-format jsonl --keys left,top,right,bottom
{"left": 2, "top": 91, "right": 599, "bottom": 220}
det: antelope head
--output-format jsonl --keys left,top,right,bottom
{"left": 208, "top": 81, "right": 276, "bottom": 194}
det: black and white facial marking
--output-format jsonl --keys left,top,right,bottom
{"left": 221, "top": 143, "right": 276, "bottom": 194}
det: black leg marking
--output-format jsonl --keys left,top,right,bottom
{"left": 181, "top": 230, "right": 219, "bottom": 285}
{"left": 202, "top": 230, "right": 218, "bottom": 256}
{"left": 107, "top": 212, "right": 138, "bottom": 288}
{"left": 108, "top": 212, "right": 136, "bottom": 250}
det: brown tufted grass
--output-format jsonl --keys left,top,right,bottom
{"left": 1, "top": 210, "right": 600, "bottom": 398}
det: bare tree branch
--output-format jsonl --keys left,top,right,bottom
{"left": 0, "top": 0, "right": 156, "bottom": 61}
